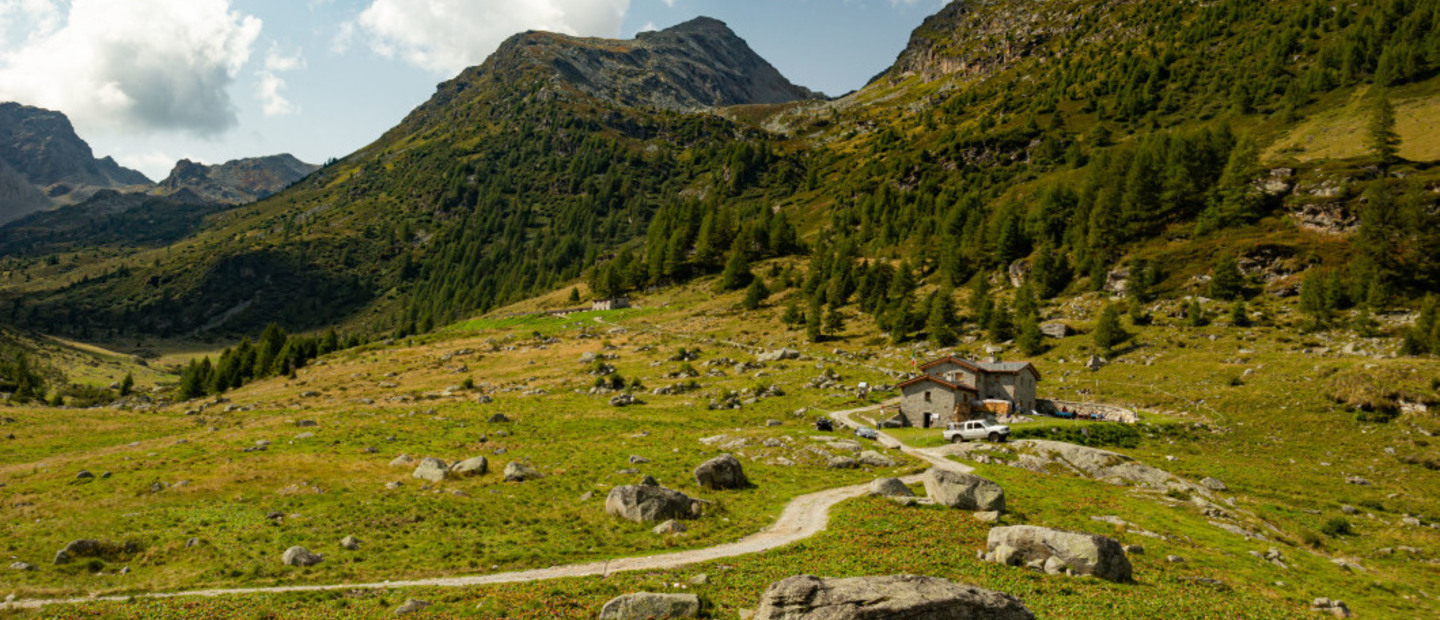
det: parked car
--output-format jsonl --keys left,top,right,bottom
{"left": 814, "top": 417, "right": 834, "bottom": 432}
{"left": 943, "top": 419, "right": 1011, "bottom": 443}
{"left": 1052, "top": 409, "right": 1076, "bottom": 420}
{"left": 854, "top": 426, "right": 879, "bottom": 440}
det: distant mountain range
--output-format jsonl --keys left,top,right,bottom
{"left": 0, "top": 102, "right": 317, "bottom": 226}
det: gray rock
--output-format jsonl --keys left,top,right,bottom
{"left": 504, "top": 462, "right": 543, "bottom": 482}
{"left": 752, "top": 574, "right": 1034, "bottom": 620}
{"left": 1124, "top": 544, "right": 1145, "bottom": 555}
{"left": 487, "top": 413, "right": 511, "bottom": 423}
{"left": 757, "top": 348, "right": 801, "bottom": 363}
{"left": 450, "top": 456, "right": 489, "bottom": 477}
{"left": 598, "top": 593, "right": 700, "bottom": 620}
{"left": 1200, "top": 477, "right": 1228, "bottom": 491}
{"left": 389, "top": 454, "right": 415, "bottom": 467}
{"left": 606, "top": 484, "right": 697, "bottom": 523}
{"left": 281, "top": 546, "right": 323, "bottom": 567}
{"left": 394, "top": 599, "right": 431, "bottom": 615}
{"left": 652, "top": 519, "right": 688, "bottom": 535}
{"left": 341, "top": 536, "right": 360, "bottom": 551}
{"left": 986, "top": 526, "right": 1132, "bottom": 582}
{"left": 629, "top": 455, "right": 651, "bottom": 464}
{"left": 75, "top": 470, "right": 95, "bottom": 480}
{"left": 973, "top": 511, "right": 1002, "bottom": 523}
{"left": 827, "top": 456, "right": 858, "bottom": 469}
{"left": 868, "top": 478, "right": 915, "bottom": 498}
{"left": 857, "top": 450, "right": 896, "bottom": 468}
{"left": 694, "top": 453, "right": 748, "bottom": 490}
{"left": 1167, "top": 555, "right": 1185, "bottom": 563}
{"left": 10, "top": 561, "right": 34, "bottom": 571}
{"left": 53, "top": 539, "right": 105, "bottom": 565}
{"left": 296, "top": 420, "right": 318, "bottom": 428}
{"left": 923, "top": 469, "right": 1006, "bottom": 512}
{"left": 688, "top": 573, "right": 709, "bottom": 586}
{"left": 412, "top": 457, "right": 449, "bottom": 482}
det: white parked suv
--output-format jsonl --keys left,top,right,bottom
{"left": 943, "top": 419, "right": 1010, "bottom": 443}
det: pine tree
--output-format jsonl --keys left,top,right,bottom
{"left": 119, "top": 372, "right": 134, "bottom": 397}
{"left": 926, "top": 290, "right": 958, "bottom": 347}
{"left": 1367, "top": 95, "right": 1400, "bottom": 167}
{"left": 718, "top": 247, "right": 753, "bottom": 292}
{"left": 1229, "top": 301, "right": 1251, "bottom": 327}
{"left": 1093, "top": 303, "right": 1128, "bottom": 354}
{"left": 987, "top": 302, "right": 1015, "bottom": 343}
{"left": 806, "top": 296, "right": 823, "bottom": 343}
{"left": 1185, "top": 299, "right": 1209, "bottom": 327}
{"left": 1017, "top": 315, "right": 1046, "bottom": 355}
{"left": 741, "top": 278, "right": 769, "bottom": 310}
{"left": 823, "top": 304, "right": 846, "bottom": 336}
{"left": 970, "top": 275, "right": 993, "bottom": 328}
{"left": 567, "top": 287, "right": 580, "bottom": 303}
{"left": 1299, "top": 270, "right": 1332, "bottom": 325}
{"left": 781, "top": 298, "right": 803, "bottom": 326}
{"left": 1209, "top": 254, "right": 1246, "bottom": 301}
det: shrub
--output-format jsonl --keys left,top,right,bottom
{"left": 1320, "top": 517, "right": 1353, "bottom": 537}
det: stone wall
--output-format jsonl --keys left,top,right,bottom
{"left": 1036, "top": 399, "right": 1138, "bottom": 424}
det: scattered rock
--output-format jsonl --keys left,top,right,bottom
{"left": 629, "top": 455, "right": 651, "bottom": 464}
{"left": 1311, "top": 598, "right": 1352, "bottom": 618}
{"left": 598, "top": 593, "right": 700, "bottom": 620}
{"left": 826, "top": 456, "right": 858, "bottom": 469}
{"left": 688, "top": 573, "right": 709, "bottom": 586}
{"left": 75, "top": 470, "right": 95, "bottom": 480}
{"left": 857, "top": 450, "right": 896, "bottom": 468}
{"left": 394, "top": 599, "right": 431, "bottom": 615}
{"left": 974, "top": 511, "right": 1003, "bottom": 523}
{"left": 610, "top": 393, "right": 643, "bottom": 407}
{"left": 389, "top": 454, "right": 415, "bottom": 467}
{"left": 1166, "top": 555, "right": 1185, "bottom": 563}
{"left": 412, "top": 457, "right": 450, "bottom": 483}
{"left": 341, "top": 536, "right": 360, "bottom": 551}
{"left": 652, "top": 519, "right": 688, "bottom": 535}
{"left": 10, "top": 561, "right": 34, "bottom": 571}
{"left": 1340, "top": 504, "right": 1357, "bottom": 515}
{"left": 503, "top": 462, "right": 543, "bottom": 482}
{"left": 296, "top": 420, "right": 318, "bottom": 428}
{"left": 868, "top": 478, "right": 915, "bottom": 498}
{"left": 752, "top": 574, "right": 1034, "bottom": 620}
{"left": 606, "top": 484, "right": 698, "bottom": 522}
{"left": 757, "top": 348, "right": 801, "bottom": 363}
{"left": 694, "top": 454, "right": 748, "bottom": 490}
{"left": 487, "top": 413, "right": 511, "bottom": 423}
{"left": 450, "top": 456, "right": 489, "bottom": 477}
{"left": 985, "top": 526, "right": 1132, "bottom": 582}
{"left": 1124, "top": 544, "right": 1145, "bottom": 555}
{"left": 1200, "top": 477, "right": 1227, "bottom": 491}
{"left": 281, "top": 546, "right": 323, "bottom": 567}
{"left": 53, "top": 539, "right": 105, "bottom": 565}
{"left": 923, "top": 469, "right": 1006, "bottom": 512}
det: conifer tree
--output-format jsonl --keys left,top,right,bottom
{"left": 926, "top": 289, "right": 958, "bottom": 347}
{"left": 1209, "top": 255, "right": 1246, "bottom": 301}
{"left": 741, "top": 278, "right": 769, "bottom": 310}
{"left": 1367, "top": 95, "right": 1400, "bottom": 167}
{"left": 823, "top": 304, "right": 846, "bottom": 336}
{"left": 119, "top": 372, "right": 134, "bottom": 397}
{"left": 718, "top": 246, "right": 753, "bottom": 292}
{"left": 987, "top": 302, "right": 1015, "bottom": 343}
{"left": 806, "top": 296, "right": 823, "bottom": 343}
{"left": 1185, "top": 299, "right": 1209, "bottom": 327}
{"left": 1017, "top": 315, "right": 1045, "bottom": 356}
{"left": 1229, "top": 301, "right": 1251, "bottom": 327}
{"left": 1093, "top": 303, "right": 1128, "bottom": 354}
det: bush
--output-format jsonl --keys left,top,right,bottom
{"left": 1300, "top": 529, "right": 1324, "bottom": 548}
{"left": 1010, "top": 423, "right": 1141, "bottom": 448}
{"left": 1320, "top": 517, "right": 1353, "bottom": 537}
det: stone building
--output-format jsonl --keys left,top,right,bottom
{"left": 895, "top": 356, "right": 1041, "bottom": 427}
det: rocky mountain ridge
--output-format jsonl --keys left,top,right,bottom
{"left": 0, "top": 103, "right": 151, "bottom": 223}
{"left": 155, "top": 154, "right": 319, "bottom": 205}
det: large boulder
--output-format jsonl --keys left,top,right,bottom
{"left": 606, "top": 485, "right": 697, "bottom": 523}
{"left": 985, "top": 525, "right": 1132, "bottom": 583}
{"left": 858, "top": 450, "right": 896, "bottom": 468}
{"left": 53, "top": 539, "right": 105, "bottom": 564}
{"left": 869, "top": 478, "right": 915, "bottom": 498}
{"left": 281, "top": 546, "right": 323, "bottom": 567}
{"left": 923, "top": 469, "right": 1006, "bottom": 512}
{"left": 753, "top": 574, "right": 1034, "bottom": 620}
{"left": 412, "top": 457, "right": 449, "bottom": 482}
{"left": 1009, "top": 440, "right": 1186, "bottom": 492}
{"left": 450, "top": 456, "right": 489, "bottom": 477}
{"left": 757, "top": 348, "right": 801, "bottom": 362}
{"left": 693, "top": 453, "right": 748, "bottom": 490}
{"left": 504, "top": 462, "right": 543, "bottom": 482}
{"left": 598, "top": 592, "right": 700, "bottom": 620}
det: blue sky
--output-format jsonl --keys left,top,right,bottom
{"left": 0, "top": 0, "right": 948, "bottom": 180}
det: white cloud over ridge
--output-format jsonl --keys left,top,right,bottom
{"left": 353, "top": 0, "right": 630, "bottom": 76}
{"left": 0, "top": 0, "right": 261, "bottom": 137}
{"left": 258, "top": 45, "right": 305, "bottom": 117}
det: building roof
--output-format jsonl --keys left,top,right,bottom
{"left": 897, "top": 374, "right": 978, "bottom": 393}
{"left": 919, "top": 356, "right": 1041, "bottom": 381}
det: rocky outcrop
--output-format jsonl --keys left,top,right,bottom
{"left": 753, "top": 574, "right": 1034, "bottom": 620}
{"left": 985, "top": 526, "right": 1132, "bottom": 583}
{"left": 0, "top": 102, "right": 152, "bottom": 222}
{"left": 504, "top": 462, "right": 543, "bottom": 482}
{"left": 281, "top": 546, "right": 323, "bottom": 567}
{"left": 694, "top": 453, "right": 748, "bottom": 490}
{"left": 155, "top": 154, "right": 317, "bottom": 205}
{"left": 923, "top": 469, "right": 1006, "bottom": 512}
{"left": 1009, "top": 440, "right": 1192, "bottom": 492}
{"left": 598, "top": 592, "right": 700, "bottom": 620}
{"left": 412, "top": 457, "right": 449, "bottom": 482}
{"left": 869, "top": 477, "right": 915, "bottom": 498}
{"left": 466, "top": 17, "right": 822, "bottom": 114}
{"left": 606, "top": 484, "right": 698, "bottom": 523}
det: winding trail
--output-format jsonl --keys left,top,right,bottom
{"left": 4, "top": 402, "right": 967, "bottom": 611}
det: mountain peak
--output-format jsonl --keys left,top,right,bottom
{"left": 467, "top": 16, "right": 822, "bottom": 111}
{"left": 155, "top": 154, "right": 318, "bottom": 205}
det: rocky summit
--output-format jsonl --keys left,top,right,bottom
{"left": 155, "top": 154, "right": 318, "bottom": 205}
{"left": 0, "top": 103, "right": 150, "bottom": 222}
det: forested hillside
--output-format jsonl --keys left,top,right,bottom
{"left": 2, "top": 0, "right": 1438, "bottom": 351}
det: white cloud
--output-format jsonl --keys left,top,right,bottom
{"left": 351, "top": 0, "right": 630, "bottom": 75}
{"left": 0, "top": 0, "right": 262, "bottom": 138}
{"left": 257, "top": 44, "right": 305, "bottom": 117}
{"left": 115, "top": 150, "right": 185, "bottom": 181}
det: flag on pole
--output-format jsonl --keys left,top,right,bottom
{"left": 910, "top": 347, "right": 917, "bottom": 370}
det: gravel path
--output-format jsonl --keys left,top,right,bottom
{"left": 5, "top": 402, "right": 965, "bottom": 611}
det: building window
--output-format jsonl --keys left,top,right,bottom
{"left": 924, "top": 391, "right": 931, "bottom": 403}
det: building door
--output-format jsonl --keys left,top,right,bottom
{"left": 923, "top": 413, "right": 932, "bottom": 429}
